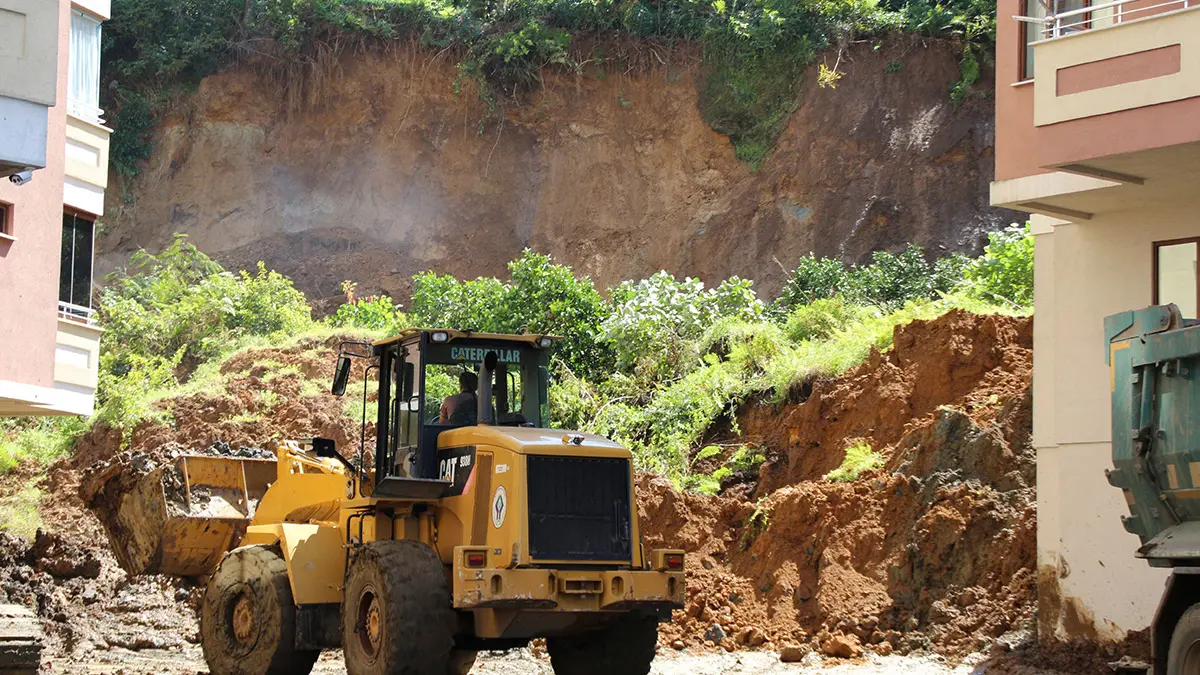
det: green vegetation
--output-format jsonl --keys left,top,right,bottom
{"left": 0, "top": 486, "right": 45, "bottom": 539}
{"left": 825, "top": 440, "right": 883, "bottom": 482}
{"left": 0, "top": 223, "right": 1032, "bottom": 512}
{"left": 103, "top": 0, "right": 999, "bottom": 176}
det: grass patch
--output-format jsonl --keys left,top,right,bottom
{"left": 0, "top": 485, "right": 44, "bottom": 539}
{"left": 825, "top": 441, "right": 883, "bottom": 482}
{"left": 0, "top": 419, "right": 83, "bottom": 475}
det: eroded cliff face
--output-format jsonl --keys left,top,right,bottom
{"left": 99, "top": 37, "right": 1013, "bottom": 304}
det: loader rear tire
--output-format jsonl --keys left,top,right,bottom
{"left": 1167, "top": 604, "right": 1200, "bottom": 675}
{"left": 546, "top": 614, "right": 658, "bottom": 675}
{"left": 200, "top": 545, "right": 319, "bottom": 675}
{"left": 342, "top": 540, "right": 456, "bottom": 675}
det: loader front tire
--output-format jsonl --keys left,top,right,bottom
{"left": 546, "top": 614, "right": 658, "bottom": 675}
{"left": 200, "top": 545, "right": 318, "bottom": 675}
{"left": 342, "top": 540, "right": 456, "bottom": 675}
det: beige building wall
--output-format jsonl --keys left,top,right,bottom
{"left": 1033, "top": 205, "right": 1200, "bottom": 639}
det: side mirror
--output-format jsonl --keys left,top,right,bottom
{"left": 331, "top": 356, "right": 352, "bottom": 396}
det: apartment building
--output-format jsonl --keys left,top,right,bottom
{"left": 990, "top": 0, "right": 1200, "bottom": 642}
{"left": 0, "top": 0, "right": 110, "bottom": 416}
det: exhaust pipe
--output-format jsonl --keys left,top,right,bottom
{"left": 478, "top": 351, "right": 497, "bottom": 425}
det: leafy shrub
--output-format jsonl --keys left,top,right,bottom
{"left": 97, "top": 235, "right": 314, "bottom": 427}
{"left": 844, "top": 244, "right": 949, "bottom": 311}
{"left": 775, "top": 255, "right": 849, "bottom": 315}
{"left": 329, "top": 281, "right": 407, "bottom": 334}
{"left": 602, "top": 272, "right": 763, "bottom": 375}
{"left": 964, "top": 223, "right": 1034, "bottom": 308}
{"left": 411, "top": 251, "right": 611, "bottom": 379}
{"left": 783, "top": 297, "right": 862, "bottom": 342}
{"left": 825, "top": 440, "right": 883, "bottom": 482}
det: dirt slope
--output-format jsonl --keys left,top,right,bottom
{"left": 639, "top": 311, "right": 1040, "bottom": 660}
{"left": 99, "top": 36, "right": 1012, "bottom": 307}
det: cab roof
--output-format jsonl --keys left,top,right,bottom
{"left": 372, "top": 329, "right": 561, "bottom": 348}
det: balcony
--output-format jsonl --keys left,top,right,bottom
{"left": 992, "top": 2, "right": 1200, "bottom": 219}
{"left": 63, "top": 113, "right": 111, "bottom": 216}
{"left": 0, "top": 0, "right": 60, "bottom": 177}
{"left": 0, "top": 304, "right": 100, "bottom": 416}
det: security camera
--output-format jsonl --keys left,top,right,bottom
{"left": 8, "top": 170, "right": 33, "bottom": 186}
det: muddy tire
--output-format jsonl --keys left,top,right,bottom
{"left": 546, "top": 615, "right": 658, "bottom": 675}
{"left": 342, "top": 540, "right": 456, "bottom": 675}
{"left": 1168, "top": 605, "right": 1200, "bottom": 675}
{"left": 0, "top": 604, "right": 42, "bottom": 675}
{"left": 200, "top": 545, "right": 318, "bottom": 675}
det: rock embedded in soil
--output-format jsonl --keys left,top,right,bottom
{"left": 822, "top": 634, "right": 863, "bottom": 659}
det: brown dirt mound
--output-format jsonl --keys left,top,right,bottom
{"left": 749, "top": 309, "right": 1033, "bottom": 494}
{"left": 71, "top": 334, "right": 373, "bottom": 474}
{"left": 638, "top": 310, "right": 1038, "bottom": 658}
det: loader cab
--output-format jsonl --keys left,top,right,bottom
{"left": 351, "top": 330, "right": 553, "bottom": 499}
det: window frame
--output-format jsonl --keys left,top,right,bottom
{"left": 67, "top": 9, "right": 103, "bottom": 123}
{"left": 0, "top": 201, "right": 13, "bottom": 240}
{"left": 1152, "top": 236, "right": 1200, "bottom": 312}
{"left": 59, "top": 208, "right": 96, "bottom": 311}
{"left": 1020, "top": 0, "right": 1092, "bottom": 80}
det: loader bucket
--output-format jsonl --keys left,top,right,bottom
{"left": 91, "top": 454, "right": 277, "bottom": 577}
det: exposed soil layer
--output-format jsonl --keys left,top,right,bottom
{"left": 639, "top": 311, "right": 1040, "bottom": 659}
{"left": 98, "top": 36, "right": 1012, "bottom": 309}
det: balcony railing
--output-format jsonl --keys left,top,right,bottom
{"left": 58, "top": 301, "right": 98, "bottom": 327}
{"left": 1016, "top": 0, "right": 1193, "bottom": 39}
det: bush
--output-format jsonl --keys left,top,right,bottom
{"left": 775, "top": 254, "right": 848, "bottom": 315}
{"left": 964, "top": 223, "right": 1034, "bottom": 308}
{"left": 783, "top": 297, "right": 862, "bottom": 342}
{"left": 410, "top": 251, "right": 611, "bottom": 379}
{"left": 328, "top": 281, "right": 407, "bottom": 334}
{"left": 97, "top": 235, "right": 314, "bottom": 427}
{"left": 602, "top": 272, "right": 764, "bottom": 375}
{"left": 825, "top": 440, "right": 883, "bottom": 482}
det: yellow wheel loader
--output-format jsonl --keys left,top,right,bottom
{"left": 92, "top": 330, "right": 685, "bottom": 675}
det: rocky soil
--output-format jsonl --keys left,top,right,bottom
{"left": 98, "top": 36, "right": 1014, "bottom": 308}
{"left": 0, "top": 312, "right": 1150, "bottom": 673}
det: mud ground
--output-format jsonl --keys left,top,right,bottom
{"left": 52, "top": 646, "right": 1094, "bottom": 675}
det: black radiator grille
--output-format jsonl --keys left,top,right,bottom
{"left": 526, "top": 455, "right": 632, "bottom": 561}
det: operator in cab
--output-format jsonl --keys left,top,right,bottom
{"left": 439, "top": 371, "right": 478, "bottom": 424}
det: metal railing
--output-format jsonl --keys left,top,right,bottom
{"left": 58, "top": 301, "right": 98, "bottom": 326}
{"left": 1016, "top": 0, "right": 1193, "bottom": 39}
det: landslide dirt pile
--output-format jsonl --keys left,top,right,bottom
{"left": 0, "top": 335, "right": 366, "bottom": 668}
{"left": 72, "top": 334, "right": 370, "bottom": 469}
{"left": 639, "top": 310, "right": 1037, "bottom": 660}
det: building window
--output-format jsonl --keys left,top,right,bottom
{"left": 60, "top": 212, "right": 94, "bottom": 311}
{"left": 68, "top": 10, "right": 102, "bottom": 123}
{"left": 0, "top": 202, "right": 12, "bottom": 239}
{"left": 1021, "top": 0, "right": 1091, "bottom": 79}
{"left": 1021, "top": 0, "right": 1047, "bottom": 80}
{"left": 1154, "top": 238, "right": 1199, "bottom": 319}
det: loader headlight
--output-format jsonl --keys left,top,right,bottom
{"left": 651, "top": 549, "right": 686, "bottom": 572}
{"left": 431, "top": 331, "right": 450, "bottom": 343}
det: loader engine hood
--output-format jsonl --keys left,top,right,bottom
{"left": 439, "top": 425, "right": 631, "bottom": 458}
